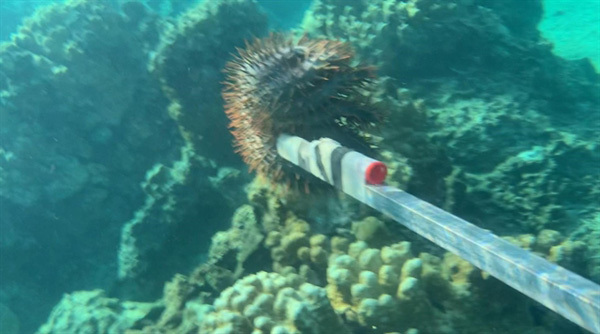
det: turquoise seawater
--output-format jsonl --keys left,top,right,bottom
{"left": 539, "top": 0, "right": 600, "bottom": 71}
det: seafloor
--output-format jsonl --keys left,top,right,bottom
{"left": 0, "top": 0, "right": 598, "bottom": 333}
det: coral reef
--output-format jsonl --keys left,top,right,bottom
{"left": 302, "top": 0, "right": 540, "bottom": 79}
{"left": 326, "top": 240, "right": 432, "bottom": 332}
{"left": 207, "top": 204, "right": 265, "bottom": 277}
{"left": 503, "top": 229, "right": 589, "bottom": 278}
{"left": 4, "top": 0, "right": 597, "bottom": 333}
{"left": 123, "top": 273, "right": 214, "bottom": 334}
{"left": 36, "top": 290, "right": 161, "bottom": 334}
{"left": 37, "top": 195, "right": 588, "bottom": 334}
{"left": 201, "top": 271, "right": 349, "bottom": 334}
{"left": 150, "top": 0, "right": 269, "bottom": 166}
{"left": 1, "top": 0, "right": 174, "bottom": 207}
{"left": 575, "top": 215, "right": 600, "bottom": 282}
{"left": 116, "top": 0, "right": 274, "bottom": 300}
{"left": 424, "top": 89, "right": 599, "bottom": 235}
{"left": 116, "top": 143, "right": 238, "bottom": 300}
{"left": 0, "top": 0, "right": 179, "bottom": 331}
{"left": 265, "top": 213, "right": 332, "bottom": 285}
{"left": 247, "top": 174, "right": 373, "bottom": 235}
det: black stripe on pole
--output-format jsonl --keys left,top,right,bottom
{"left": 297, "top": 140, "right": 310, "bottom": 170}
{"left": 330, "top": 146, "right": 351, "bottom": 189}
{"left": 314, "top": 144, "right": 330, "bottom": 183}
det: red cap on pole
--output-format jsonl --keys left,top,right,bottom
{"left": 365, "top": 161, "right": 387, "bottom": 185}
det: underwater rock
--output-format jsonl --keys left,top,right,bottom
{"left": 117, "top": 143, "right": 234, "bottom": 300}
{"left": 201, "top": 271, "right": 350, "bottom": 334}
{"left": 0, "top": 0, "right": 180, "bottom": 331}
{"left": 208, "top": 204, "right": 265, "bottom": 277}
{"left": 36, "top": 290, "right": 161, "bottom": 334}
{"left": 150, "top": 0, "right": 269, "bottom": 166}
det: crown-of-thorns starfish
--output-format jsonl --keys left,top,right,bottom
{"left": 223, "top": 33, "right": 382, "bottom": 183}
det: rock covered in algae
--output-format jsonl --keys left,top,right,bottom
{"left": 150, "top": 0, "right": 268, "bottom": 166}
{"left": 1, "top": 0, "right": 174, "bottom": 208}
{"left": 36, "top": 290, "right": 161, "bottom": 334}
{"left": 0, "top": 0, "right": 180, "bottom": 331}
{"left": 124, "top": 273, "right": 214, "bottom": 334}
{"left": 208, "top": 204, "right": 265, "bottom": 277}
{"left": 116, "top": 142, "right": 235, "bottom": 300}
{"left": 201, "top": 271, "right": 349, "bottom": 334}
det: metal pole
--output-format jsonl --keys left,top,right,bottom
{"left": 276, "top": 134, "right": 600, "bottom": 333}
{"left": 365, "top": 185, "right": 600, "bottom": 334}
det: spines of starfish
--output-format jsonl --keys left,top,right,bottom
{"left": 223, "top": 33, "right": 382, "bottom": 182}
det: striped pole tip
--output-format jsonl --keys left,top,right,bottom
{"left": 365, "top": 161, "right": 387, "bottom": 185}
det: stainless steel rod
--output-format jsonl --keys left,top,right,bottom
{"left": 276, "top": 134, "right": 600, "bottom": 333}
{"left": 365, "top": 185, "right": 600, "bottom": 334}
